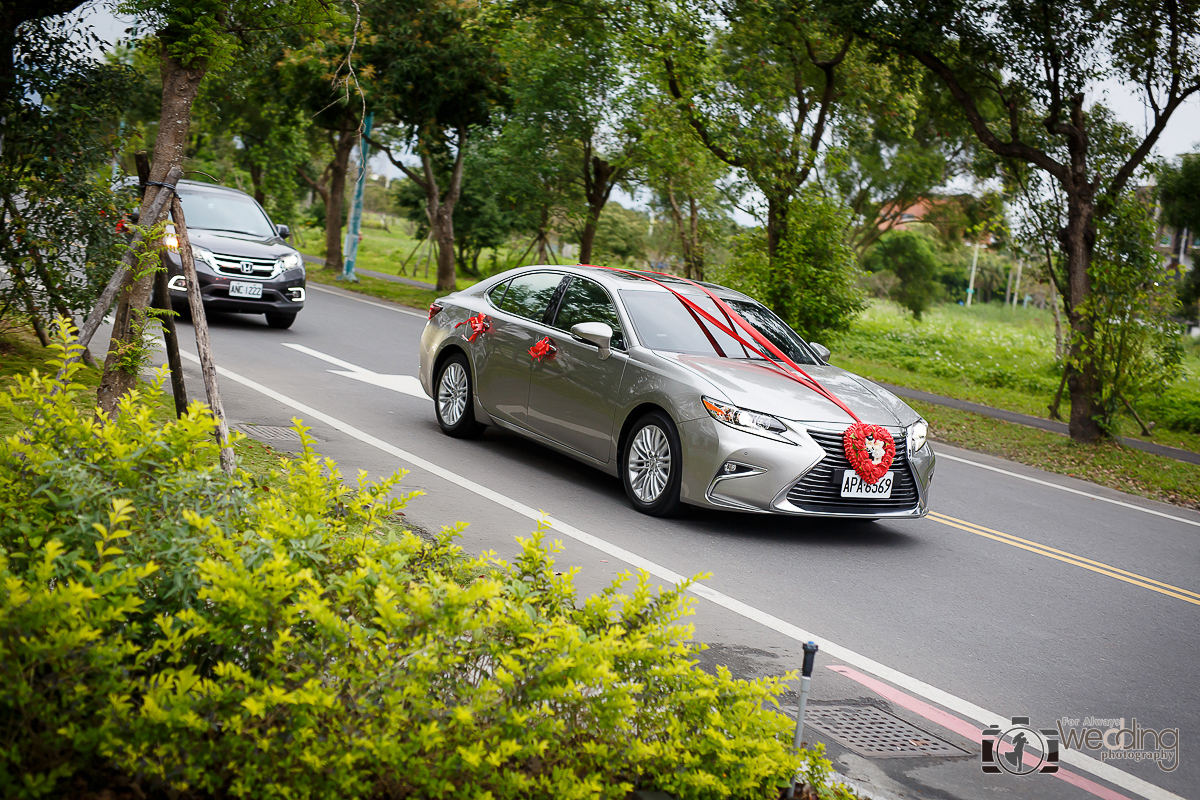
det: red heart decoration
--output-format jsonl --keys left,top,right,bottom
{"left": 529, "top": 336, "right": 556, "bottom": 361}
{"left": 842, "top": 423, "right": 896, "bottom": 484}
{"left": 455, "top": 313, "right": 491, "bottom": 342}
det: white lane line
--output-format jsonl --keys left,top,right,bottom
{"left": 938, "top": 452, "right": 1200, "bottom": 529}
{"left": 307, "top": 282, "right": 430, "bottom": 318}
{"left": 281, "top": 343, "right": 429, "bottom": 401}
{"left": 178, "top": 349, "right": 1182, "bottom": 800}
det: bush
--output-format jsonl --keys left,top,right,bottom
{"left": 863, "top": 231, "right": 940, "bottom": 320}
{"left": 718, "top": 189, "right": 866, "bottom": 343}
{"left": 0, "top": 324, "right": 838, "bottom": 800}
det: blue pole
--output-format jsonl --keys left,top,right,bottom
{"left": 340, "top": 112, "right": 373, "bottom": 282}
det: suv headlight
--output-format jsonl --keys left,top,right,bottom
{"left": 702, "top": 396, "right": 793, "bottom": 443}
{"left": 274, "top": 251, "right": 303, "bottom": 275}
{"left": 908, "top": 419, "right": 928, "bottom": 452}
{"left": 191, "top": 246, "right": 217, "bottom": 269}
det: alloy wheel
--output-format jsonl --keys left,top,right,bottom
{"left": 438, "top": 362, "right": 469, "bottom": 426}
{"left": 628, "top": 424, "right": 672, "bottom": 503}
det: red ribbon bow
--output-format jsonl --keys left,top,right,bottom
{"left": 455, "top": 313, "right": 491, "bottom": 342}
{"left": 842, "top": 423, "right": 896, "bottom": 484}
{"left": 529, "top": 336, "right": 556, "bottom": 361}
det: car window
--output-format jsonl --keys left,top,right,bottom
{"left": 487, "top": 279, "right": 510, "bottom": 308}
{"left": 552, "top": 277, "right": 626, "bottom": 350}
{"left": 498, "top": 272, "right": 565, "bottom": 321}
{"left": 178, "top": 189, "right": 276, "bottom": 238}
{"left": 619, "top": 289, "right": 816, "bottom": 364}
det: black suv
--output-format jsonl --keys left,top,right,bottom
{"left": 163, "top": 180, "right": 306, "bottom": 329}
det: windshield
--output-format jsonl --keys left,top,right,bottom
{"left": 620, "top": 289, "right": 817, "bottom": 365}
{"left": 178, "top": 189, "right": 276, "bottom": 237}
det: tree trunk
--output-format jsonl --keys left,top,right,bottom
{"left": 766, "top": 195, "right": 788, "bottom": 262}
{"left": 248, "top": 160, "right": 266, "bottom": 205}
{"left": 98, "top": 49, "right": 205, "bottom": 418}
{"left": 431, "top": 201, "right": 456, "bottom": 291}
{"left": 578, "top": 209, "right": 601, "bottom": 265}
{"left": 323, "top": 127, "right": 356, "bottom": 271}
{"left": 1060, "top": 191, "right": 1104, "bottom": 442}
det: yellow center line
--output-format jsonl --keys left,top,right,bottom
{"left": 928, "top": 512, "right": 1200, "bottom": 607}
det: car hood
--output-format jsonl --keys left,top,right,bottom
{"left": 668, "top": 353, "right": 907, "bottom": 426}
{"left": 187, "top": 229, "right": 294, "bottom": 259}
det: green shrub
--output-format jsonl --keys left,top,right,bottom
{"left": 718, "top": 189, "right": 866, "bottom": 343}
{"left": 863, "top": 230, "right": 940, "bottom": 320}
{"left": 0, "top": 324, "right": 837, "bottom": 800}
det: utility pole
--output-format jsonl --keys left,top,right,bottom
{"left": 966, "top": 238, "right": 981, "bottom": 307}
{"left": 340, "top": 112, "right": 373, "bottom": 283}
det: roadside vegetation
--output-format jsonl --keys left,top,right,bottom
{"left": 0, "top": 323, "right": 852, "bottom": 800}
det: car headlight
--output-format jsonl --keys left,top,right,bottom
{"left": 908, "top": 419, "right": 928, "bottom": 453}
{"left": 191, "top": 246, "right": 217, "bottom": 269}
{"left": 702, "top": 396, "right": 792, "bottom": 443}
{"left": 274, "top": 251, "right": 303, "bottom": 274}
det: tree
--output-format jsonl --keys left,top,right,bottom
{"left": 835, "top": 0, "right": 1200, "bottom": 442}
{"left": 863, "top": 230, "right": 942, "bottom": 319}
{"left": 826, "top": 76, "right": 978, "bottom": 262}
{"left": 498, "top": 14, "right": 645, "bottom": 265}
{"left": 641, "top": 99, "right": 732, "bottom": 279}
{"left": 280, "top": 20, "right": 364, "bottom": 271}
{"left": 0, "top": 14, "right": 133, "bottom": 349}
{"left": 648, "top": 0, "right": 892, "bottom": 265}
{"left": 1158, "top": 153, "right": 1200, "bottom": 243}
{"left": 716, "top": 188, "right": 866, "bottom": 342}
{"left": 94, "top": 0, "right": 333, "bottom": 414}
{"left": 362, "top": 0, "right": 507, "bottom": 292}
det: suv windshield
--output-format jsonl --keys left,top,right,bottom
{"left": 620, "top": 289, "right": 817, "bottom": 365}
{"left": 178, "top": 189, "right": 276, "bottom": 237}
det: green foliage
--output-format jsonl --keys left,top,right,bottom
{"left": 0, "top": 16, "right": 135, "bottom": 333}
{"left": 863, "top": 230, "right": 941, "bottom": 319}
{"left": 0, "top": 323, "right": 822, "bottom": 800}
{"left": 1158, "top": 154, "right": 1200, "bottom": 234}
{"left": 1079, "top": 196, "right": 1185, "bottom": 432}
{"left": 718, "top": 189, "right": 866, "bottom": 342}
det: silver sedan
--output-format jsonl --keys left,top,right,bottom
{"left": 418, "top": 265, "right": 934, "bottom": 519}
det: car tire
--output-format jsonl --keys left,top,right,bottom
{"left": 621, "top": 410, "right": 683, "bottom": 517}
{"left": 265, "top": 312, "right": 297, "bottom": 329}
{"left": 434, "top": 352, "right": 486, "bottom": 439}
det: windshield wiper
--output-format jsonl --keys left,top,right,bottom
{"left": 190, "top": 226, "right": 261, "bottom": 235}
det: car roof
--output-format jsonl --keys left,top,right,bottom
{"left": 503, "top": 264, "right": 753, "bottom": 303}
{"left": 175, "top": 179, "right": 255, "bottom": 199}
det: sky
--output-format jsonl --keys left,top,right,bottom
{"left": 78, "top": 2, "right": 1200, "bottom": 220}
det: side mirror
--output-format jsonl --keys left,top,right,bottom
{"left": 276, "top": 224, "right": 291, "bottom": 240}
{"left": 129, "top": 210, "right": 139, "bottom": 224}
{"left": 571, "top": 321, "right": 613, "bottom": 360}
{"left": 810, "top": 341, "right": 830, "bottom": 362}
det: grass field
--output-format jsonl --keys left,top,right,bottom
{"left": 833, "top": 300, "right": 1200, "bottom": 454}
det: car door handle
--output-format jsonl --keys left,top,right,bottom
{"left": 529, "top": 336, "right": 556, "bottom": 361}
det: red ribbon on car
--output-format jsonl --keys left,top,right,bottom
{"left": 529, "top": 336, "right": 556, "bottom": 361}
{"left": 577, "top": 264, "right": 897, "bottom": 483}
{"left": 455, "top": 313, "right": 491, "bottom": 342}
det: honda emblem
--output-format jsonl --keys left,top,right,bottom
{"left": 239, "top": 261, "right": 254, "bottom": 274}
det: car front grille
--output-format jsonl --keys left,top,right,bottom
{"left": 212, "top": 253, "right": 277, "bottom": 279}
{"left": 785, "top": 428, "right": 921, "bottom": 514}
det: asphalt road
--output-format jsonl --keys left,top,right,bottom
{"left": 141, "top": 282, "right": 1199, "bottom": 800}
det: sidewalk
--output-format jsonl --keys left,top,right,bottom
{"left": 300, "top": 253, "right": 437, "bottom": 291}
{"left": 881, "top": 381, "right": 1200, "bottom": 466}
